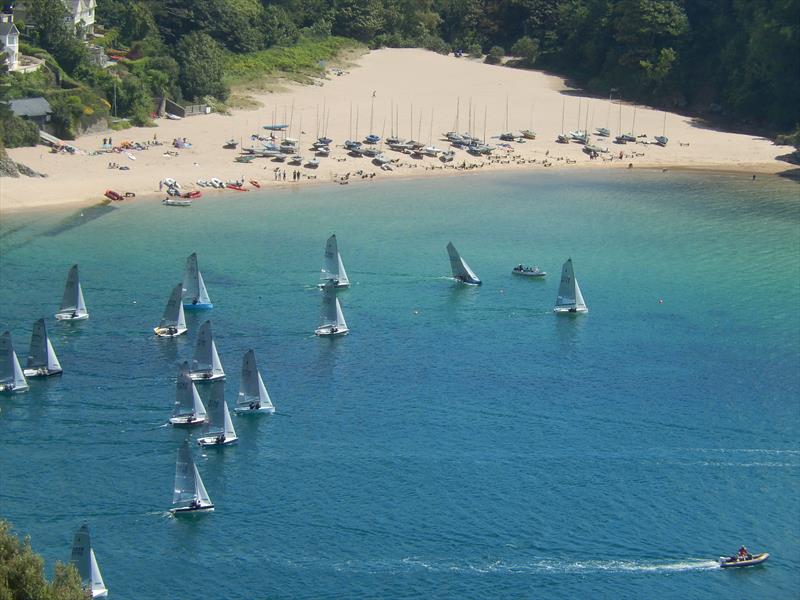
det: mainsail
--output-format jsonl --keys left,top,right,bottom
{"left": 160, "top": 283, "right": 187, "bottom": 330}
{"left": 446, "top": 242, "right": 481, "bottom": 284}
{"left": 319, "top": 280, "right": 338, "bottom": 327}
{"left": 237, "top": 350, "right": 275, "bottom": 411}
{"left": 182, "top": 252, "right": 212, "bottom": 307}
{"left": 554, "top": 258, "right": 588, "bottom": 312}
{"left": 26, "top": 319, "right": 62, "bottom": 374}
{"left": 320, "top": 234, "right": 350, "bottom": 287}
{"left": 203, "top": 381, "right": 236, "bottom": 438}
{"left": 57, "top": 264, "right": 88, "bottom": 318}
{"left": 173, "top": 362, "right": 206, "bottom": 420}
{"left": 0, "top": 331, "right": 28, "bottom": 392}
{"left": 173, "top": 440, "right": 211, "bottom": 507}
{"left": 191, "top": 321, "right": 225, "bottom": 378}
{"left": 69, "top": 524, "right": 107, "bottom": 598}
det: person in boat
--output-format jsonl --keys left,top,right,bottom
{"left": 190, "top": 498, "right": 201, "bottom": 509}
{"left": 738, "top": 546, "right": 751, "bottom": 560}
{"left": 216, "top": 433, "right": 225, "bottom": 444}
{"left": 517, "top": 264, "right": 524, "bottom": 271}
{"left": 331, "top": 326, "right": 338, "bottom": 334}
{"left": 192, "top": 298, "right": 198, "bottom": 305}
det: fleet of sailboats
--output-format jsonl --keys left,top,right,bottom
{"left": 154, "top": 283, "right": 188, "bottom": 337}
{"left": 69, "top": 524, "right": 108, "bottom": 598}
{"left": 181, "top": 252, "right": 213, "bottom": 309}
{"left": 554, "top": 258, "right": 588, "bottom": 314}
{"left": 235, "top": 350, "right": 275, "bottom": 414}
{"left": 55, "top": 264, "right": 89, "bottom": 321}
{"left": 24, "top": 319, "right": 62, "bottom": 377}
{"left": 319, "top": 234, "right": 350, "bottom": 288}
{"left": 196, "top": 381, "right": 238, "bottom": 446}
{"left": 170, "top": 362, "right": 207, "bottom": 426}
{"left": 190, "top": 320, "right": 225, "bottom": 381}
{"left": 0, "top": 331, "right": 29, "bottom": 394}
{"left": 171, "top": 439, "right": 214, "bottom": 514}
{"left": 316, "top": 280, "right": 349, "bottom": 336}
{"left": 447, "top": 242, "right": 482, "bottom": 285}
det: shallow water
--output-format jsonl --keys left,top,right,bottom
{"left": 1, "top": 170, "right": 798, "bottom": 599}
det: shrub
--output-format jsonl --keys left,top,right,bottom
{"left": 485, "top": 45, "right": 505, "bottom": 65}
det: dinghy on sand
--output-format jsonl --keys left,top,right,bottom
{"left": 24, "top": 319, "right": 62, "bottom": 377}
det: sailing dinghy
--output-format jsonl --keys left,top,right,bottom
{"left": 554, "top": 258, "right": 588, "bottom": 314}
{"left": 171, "top": 440, "right": 214, "bottom": 514}
{"left": 170, "top": 362, "right": 207, "bottom": 426}
{"left": 154, "top": 283, "right": 188, "bottom": 337}
{"left": 0, "top": 331, "right": 29, "bottom": 394}
{"left": 319, "top": 234, "right": 350, "bottom": 288}
{"left": 447, "top": 242, "right": 482, "bottom": 285}
{"left": 196, "top": 381, "right": 238, "bottom": 446}
{"left": 24, "top": 319, "right": 62, "bottom": 377}
{"left": 181, "top": 252, "right": 213, "bottom": 309}
{"left": 55, "top": 264, "right": 89, "bottom": 320}
{"left": 189, "top": 320, "right": 225, "bottom": 381}
{"left": 235, "top": 349, "right": 275, "bottom": 414}
{"left": 69, "top": 524, "right": 108, "bottom": 598}
{"left": 315, "top": 280, "right": 349, "bottom": 337}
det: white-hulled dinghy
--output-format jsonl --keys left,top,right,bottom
{"left": 24, "top": 319, "right": 62, "bottom": 377}
{"left": 554, "top": 258, "right": 588, "bottom": 314}
{"left": 189, "top": 320, "right": 225, "bottom": 381}
{"left": 0, "top": 331, "right": 29, "bottom": 394}
{"left": 197, "top": 381, "right": 238, "bottom": 446}
{"left": 235, "top": 349, "right": 275, "bottom": 414}
{"left": 171, "top": 440, "right": 214, "bottom": 514}
{"left": 181, "top": 252, "right": 213, "bottom": 309}
{"left": 170, "top": 362, "right": 207, "bottom": 426}
{"left": 318, "top": 233, "right": 350, "bottom": 288}
{"left": 447, "top": 242, "right": 481, "bottom": 285}
{"left": 154, "top": 283, "right": 188, "bottom": 337}
{"left": 69, "top": 524, "right": 108, "bottom": 599}
{"left": 55, "top": 264, "right": 89, "bottom": 320}
{"left": 315, "top": 280, "right": 349, "bottom": 337}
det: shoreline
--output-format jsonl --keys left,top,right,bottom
{"left": 1, "top": 48, "right": 794, "bottom": 215}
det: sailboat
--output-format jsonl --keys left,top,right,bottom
{"left": 171, "top": 439, "right": 214, "bottom": 514}
{"left": 69, "top": 524, "right": 108, "bottom": 598}
{"left": 170, "top": 362, "right": 207, "bottom": 426}
{"left": 181, "top": 252, "right": 213, "bottom": 309}
{"left": 189, "top": 320, "right": 225, "bottom": 381}
{"left": 196, "top": 381, "right": 238, "bottom": 446}
{"left": 554, "top": 258, "right": 588, "bottom": 314}
{"left": 154, "top": 283, "right": 188, "bottom": 337}
{"left": 0, "top": 332, "right": 29, "bottom": 394}
{"left": 318, "top": 234, "right": 350, "bottom": 288}
{"left": 24, "top": 319, "right": 62, "bottom": 377}
{"left": 447, "top": 242, "right": 481, "bottom": 285}
{"left": 235, "top": 349, "right": 275, "bottom": 414}
{"left": 316, "top": 280, "right": 349, "bottom": 337}
{"left": 557, "top": 99, "right": 569, "bottom": 144}
{"left": 55, "top": 264, "right": 89, "bottom": 321}
{"left": 655, "top": 111, "right": 669, "bottom": 146}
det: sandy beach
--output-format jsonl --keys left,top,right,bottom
{"left": 1, "top": 48, "right": 793, "bottom": 214}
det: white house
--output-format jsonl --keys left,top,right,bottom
{"left": 0, "top": 11, "right": 19, "bottom": 71}
{"left": 64, "top": 0, "right": 95, "bottom": 37}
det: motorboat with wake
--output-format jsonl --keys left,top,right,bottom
{"left": 719, "top": 548, "right": 769, "bottom": 568}
{"left": 512, "top": 264, "right": 546, "bottom": 278}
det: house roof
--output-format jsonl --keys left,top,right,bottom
{"left": 8, "top": 97, "right": 52, "bottom": 117}
{"left": 0, "top": 21, "right": 18, "bottom": 36}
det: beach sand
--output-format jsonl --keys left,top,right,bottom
{"left": 1, "top": 48, "right": 793, "bottom": 214}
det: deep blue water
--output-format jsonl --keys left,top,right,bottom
{"left": 1, "top": 169, "right": 798, "bottom": 599}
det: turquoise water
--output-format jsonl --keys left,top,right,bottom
{"left": 1, "top": 170, "right": 798, "bottom": 598}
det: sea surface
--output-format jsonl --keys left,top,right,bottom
{"left": 1, "top": 169, "right": 798, "bottom": 599}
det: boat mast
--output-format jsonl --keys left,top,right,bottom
{"left": 483, "top": 105, "right": 487, "bottom": 143}
{"left": 561, "top": 98, "right": 565, "bottom": 136}
{"left": 369, "top": 93, "right": 375, "bottom": 136}
{"left": 662, "top": 111, "right": 667, "bottom": 136}
{"left": 631, "top": 105, "right": 637, "bottom": 137}
{"left": 429, "top": 109, "right": 434, "bottom": 145}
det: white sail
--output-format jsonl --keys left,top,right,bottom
{"left": 26, "top": 319, "right": 62, "bottom": 375}
{"left": 335, "top": 298, "right": 348, "bottom": 330}
{"left": 237, "top": 349, "right": 275, "bottom": 412}
{"left": 193, "top": 462, "right": 212, "bottom": 506}
{"left": 182, "top": 252, "right": 213, "bottom": 307}
{"left": 159, "top": 283, "right": 187, "bottom": 331}
{"left": 191, "top": 321, "right": 225, "bottom": 379}
{"left": 554, "top": 258, "right": 588, "bottom": 313}
{"left": 56, "top": 264, "right": 89, "bottom": 319}
{"left": 203, "top": 381, "right": 233, "bottom": 436}
{"left": 173, "top": 362, "right": 206, "bottom": 420}
{"left": 173, "top": 440, "right": 212, "bottom": 508}
{"left": 320, "top": 234, "right": 350, "bottom": 287}
{"left": 319, "top": 280, "right": 338, "bottom": 326}
{"left": 0, "top": 331, "right": 29, "bottom": 393}
{"left": 446, "top": 242, "right": 481, "bottom": 284}
{"left": 70, "top": 524, "right": 107, "bottom": 598}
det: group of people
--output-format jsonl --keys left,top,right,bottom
{"left": 271, "top": 169, "right": 304, "bottom": 182}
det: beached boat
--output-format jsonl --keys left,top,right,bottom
{"left": 305, "top": 158, "right": 320, "bottom": 168}
{"left": 0, "top": 332, "right": 29, "bottom": 394}
{"left": 372, "top": 153, "right": 391, "bottom": 166}
{"left": 250, "top": 179, "right": 261, "bottom": 188}
{"left": 24, "top": 319, "right": 62, "bottom": 377}
{"left": 364, "top": 134, "right": 381, "bottom": 144}
{"left": 235, "top": 155, "right": 256, "bottom": 163}
{"left": 512, "top": 265, "right": 546, "bottom": 278}
{"left": 319, "top": 234, "right": 350, "bottom": 288}
{"left": 520, "top": 129, "right": 536, "bottom": 140}
{"left": 594, "top": 127, "right": 611, "bottom": 137}
{"left": 235, "top": 350, "right": 275, "bottom": 414}
{"left": 315, "top": 146, "right": 331, "bottom": 157}
{"left": 181, "top": 252, "right": 213, "bottom": 309}
{"left": 154, "top": 283, "right": 188, "bottom": 337}
{"left": 162, "top": 198, "right": 192, "bottom": 207}
{"left": 440, "top": 149, "right": 455, "bottom": 162}
{"left": 719, "top": 552, "right": 769, "bottom": 568}
{"left": 104, "top": 190, "right": 123, "bottom": 202}
{"left": 210, "top": 178, "right": 224, "bottom": 188}
{"left": 55, "top": 264, "right": 89, "bottom": 321}
{"left": 183, "top": 190, "right": 202, "bottom": 199}
{"left": 166, "top": 113, "right": 182, "bottom": 120}
{"left": 554, "top": 258, "right": 588, "bottom": 314}
{"left": 316, "top": 280, "right": 349, "bottom": 337}
{"left": 189, "top": 320, "right": 225, "bottom": 382}
{"left": 447, "top": 242, "right": 481, "bottom": 285}
{"left": 226, "top": 183, "right": 248, "bottom": 191}
{"left": 197, "top": 381, "right": 238, "bottom": 446}
{"left": 655, "top": 112, "right": 669, "bottom": 147}
{"left": 170, "top": 362, "right": 207, "bottom": 426}
{"left": 171, "top": 440, "right": 214, "bottom": 514}
{"left": 69, "top": 524, "right": 108, "bottom": 598}
{"left": 223, "top": 139, "right": 238, "bottom": 149}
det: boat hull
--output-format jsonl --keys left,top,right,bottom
{"left": 154, "top": 326, "right": 188, "bottom": 338}
{"left": 0, "top": 384, "right": 29, "bottom": 394}
{"left": 234, "top": 406, "right": 275, "bottom": 415}
{"left": 23, "top": 367, "right": 63, "bottom": 377}
{"left": 454, "top": 277, "right": 481, "bottom": 286}
{"left": 55, "top": 312, "right": 89, "bottom": 321}
{"left": 169, "top": 416, "right": 206, "bottom": 426}
{"left": 197, "top": 435, "right": 238, "bottom": 447}
{"left": 170, "top": 504, "right": 214, "bottom": 515}
{"left": 554, "top": 307, "right": 588, "bottom": 314}
{"left": 719, "top": 553, "right": 769, "bottom": 568}
{"left": 183, "top": 302, "right": 213, "bottom": 310}
{"left": 188, "top": 372, "right": 225, "bottom": 382}
{"left": 512, "top": 269, "right": 546, "bottom": 278}
{"left": 315, "top": 326, "right": 349, "bottom": 337}
{"left": 317, "top": 280, "right": 349, "bottom": 289}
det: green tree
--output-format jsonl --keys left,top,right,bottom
{"left": 485, "top": 45, "right": 505, "bottom": 64}
{"left": 332, "top": 0, "right": 386, "bottom": 42}
{"left": 511, "top": 35, "right": 540, "bottom": 66}
{"left": 21, "top": 0, "right": 88, "bottom": 73}
{"left": 176, "top": 32, "right": 229, "bottom": 100}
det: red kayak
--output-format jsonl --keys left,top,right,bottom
{"left": 183, "top": 190, "right": 202, "bottom": 199}
{"left": 249, "top": 179, "right": 261, "bottom": 188}
{"left": 226, "top": 184, "right": 248, "bottom": 192}
{"left": 104, "top": 189, "right": 123, "bottom": 201}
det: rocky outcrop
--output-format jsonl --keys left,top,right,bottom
{"left": 0, "top": 146, "right": 47, "bottom": 178}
